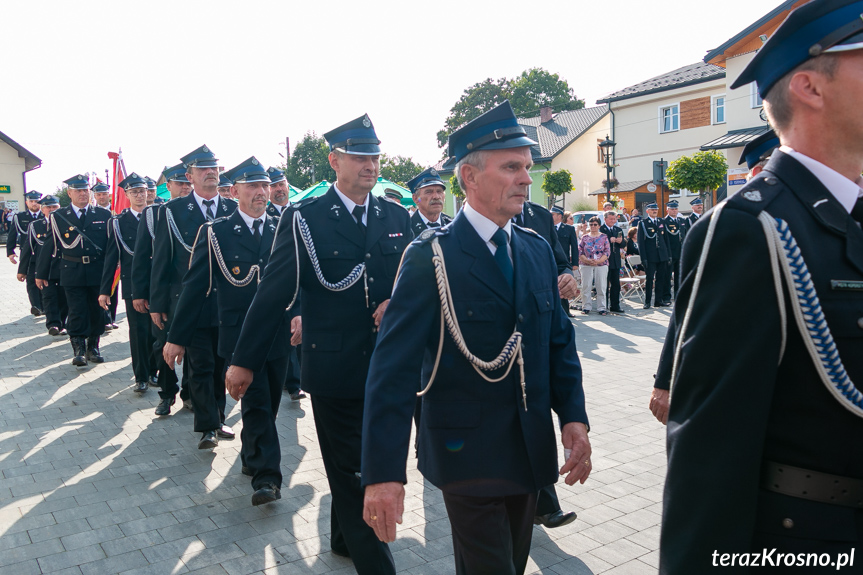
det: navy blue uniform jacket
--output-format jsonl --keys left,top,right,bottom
{"left": 168, "top": 210, "right": 289, "bottom": 361}
{"left": 130, "top": 204, "right": 159, "bottom": 302}
{"left": 100, "top": 210, "right": 139, "bottom": 300}
{"left": 361, "top": 212, "right": 589, "bottom": 497}
{"left": 410, "top": 210, "right": 452, "bottom": 237}
{"left": 656, "top": 151, "right": 863, "bottom": 573}
{"left": 231, "top": 187, "right": 412, "bottom": 398}
{"left": 36, "top": 205, "right": 110, "bottom": 287}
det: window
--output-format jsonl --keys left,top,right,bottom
{"left": 597, "top": 140, "right": 606, "bottom": 163}
{"left": 659, "top": 104, "right": 679, "bottom": 133}
{"left": 750, "top": 82, "right": 763, "bottom": 108}
{"left": 712, "top": 95, "right": 726, "bottom": 124}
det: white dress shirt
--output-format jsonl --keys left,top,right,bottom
{"left": 780, "top": 146, "right": 863, "bottom": 213}
{"left": 462, "top": 202, "right": 513, "bottom": 259}
{"left": 192, "top": 192, "right": 221, "bottom": 219}
{"left": 334, "top": 184, "right": 369, "bottom": 225}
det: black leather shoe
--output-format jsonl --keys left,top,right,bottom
{"left": 86, "top": 337, "right": 104, "bottom": 363}
{"left": 251, "top": 483, "right": 281, "bottom": 506}
{"left": 610, "top": 308, "right": 625, "bottom": 314}
{"left": 534, "top": 510, "right": 577, "bottom": 528}
{"left": 198, "top": 431, "right": 218, "bottom": 450}
{"left": 48, "top": 326, "right": 61, "bottom": 336}
{"left": 643, "top": 303, "right": 652, "bottom": 309}
{"left": 155, "top": 397, "right": 175, "bottom": 416}
{"left": 71, "top": 337, "right": 87, "bottom": 366}
{"left": 289, "top": 390, "right": 307, "bottom": 401}
{"left": 241, "top": 466, "right": 253, "bottom": 476}
{"left": 183, "top": 399, "right": 194, "bottom": 412}
{"left": 31, "top": 306, "right": 43, "bottom": 317}
{"left": 657, "top": 302, "right": 671, "bottom": 307}
{"left": 134, "top": 381, "right": 148, "bottom": 393}
{"left": 72, "top": 355, "right": 88, "bottom": 367}
{"left": 150, "top": 375, "right": 159, "bottom": 386}
{"left": 217, "top": 425, "right": 235, "bottom": 439}
{"left": 331, "top": 547, "right": 351, "bottom": 559}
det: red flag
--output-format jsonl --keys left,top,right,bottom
{"left": 108, "top": 150, "right": 130, "bottom": 215}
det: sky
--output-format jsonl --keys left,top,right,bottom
{"left": 2, "top": 0, "right": 787, "bottom": 193}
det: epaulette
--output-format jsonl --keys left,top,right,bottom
{"left": 209, "top": 216, "right": 229, "bottom": 226}
{"left": 513, "top": 224, "right": 540, "bottom": 237}
{"left": 412, "top": 226, "right": 449, "bottom": 245}
{"left": 292, "top": 196, "right": 320, "bottom": 209}
{"left": 726, "top": 171, "right": 783, "bottom": 217}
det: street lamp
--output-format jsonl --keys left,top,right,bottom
{"left": 599, "top": 135, "right": 617, "bottom": 204}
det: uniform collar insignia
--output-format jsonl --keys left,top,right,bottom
{"left": 330, "top": 204, "right": 341, "bottom": 217}
{"left": 373, "top": 204, "right": 381, "bottom": 217}
{"left": 525, "top": 204, "right": 534, "bottom": 217}
{"left": 743, "top": 190, "right": 763, "bottom": 202}
{"left": 187, "top": 203, "right": 195, "bottom": 210}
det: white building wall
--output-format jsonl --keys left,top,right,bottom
{"left": 0, "top": 143, "right": 27, "bottom": 209}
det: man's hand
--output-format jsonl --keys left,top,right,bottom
{"left": 559, "top": 422, "right": 592, "bottom": 486}
{"left": 558, "top": 274, "right": 578, "bottom": 300}
{"left": 225, "top": 365, "right": 253, "bottom": 401}
{"left": 133, "top": 299, "right": 149, "bottom": 314}
{"left": 363, "top": 482, "right": 405, "bottom": 543}
{"left": 16, "top": 273, "right": 25, "bottom": 282}
{"left": 98, "top": 295, "right": 111, "bottom": 310}
{"left": 290, "top": 316, "right": 302, "bottom": 346}
{"left": 372, "top": 299, "right": 390, "bottom": 327}
{"left": 162, "top": 342, "right": 185, "bottom": 370}
{"left": 35, "top": 278, "right": 48, "bottom": 290}
{"left": 8, "top": 254, "right": 17, "bottom": 265}
{"left": 150, "top": 312, "right": 167, "bottom": 330}
{"left": 649, "top": 388, "right": 670, "bottom": 425}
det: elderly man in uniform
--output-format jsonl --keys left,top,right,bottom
{"left": 217, "top": 173, "right": 233, "bottom": 200}
{"left": 407, "top": 167, "right": 452, "bottom": 237}
{"left": 133, "top": 164, "right": 193, "bottom": 413}
{"left": 654, "top": 1, "right": 863, "bottom": 572}
{"left": 686, "top": 198, "right": 703, "bottom": 226}
{"left": 8, "top": 190, "right": 44, "bottom": 316}
{"left": 145, "top": 178, "right": 158, "bottom": 206}
{"left": 659, "top": 200, "right": 686, "bottom": 302}
{"left": 99, "top": 173, "right": 150, "bottom": 393}
{"left": 166, "top": 157, "right": 293, "bottom": 506}
{"left": 599, "top": 210, "right": 625, "bottom": 313}
{"left": 637, "top": 202, "right": 671, "bottom": 309}
{"left": 226, "top": 114, "right": 410, "bottom": 575}
{"left": 37, "top": 175, "right": 110, "bottom": 365}
{"left": 264, "top": 165, "right": 305, "bottom": 402}
{"left": 361, "top": 101, "right": 591, "bottom": 575}
{"left": 155, "top": 146, "right": 237, "bottom": 447}
{"left": 20, "top": 195, "right": 66, "bottom": 335}
{"left": 92, "top": 182, "right": 112, "bottom": 210}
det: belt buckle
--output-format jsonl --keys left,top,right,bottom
{"left": 82, "top": 256, "right": 90, "bottom": 264}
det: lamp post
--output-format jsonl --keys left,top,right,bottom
{"left": 599, "top": 135, "right": 616, "bottom": 205}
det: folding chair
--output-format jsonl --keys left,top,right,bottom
{"left": 621, "top": 255, "right": 646, "bottom": 304}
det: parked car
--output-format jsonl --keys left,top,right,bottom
{"left": 571, "top": 210, "right": 629, "bottom": 238}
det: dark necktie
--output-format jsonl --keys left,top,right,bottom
{"left": 427, "top": 221, "right": 440, "bottom": 228}
{"left": 78, "top": 208, "right": 87, "bottom": 226}
{"left": 352, "top": 205, "right": 366, "bottom": 237}
{"left": 852, "top": 197, "right": 863, "bottom": 225}
{"left": 491, "top": 228, "right": 513, "bottom": 289}
{"left": 203, "top": 199, "right": 215, "bottom": 221}
{"left": 252, "top": 219, "right": 262, "bottom": 246}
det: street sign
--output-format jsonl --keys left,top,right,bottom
{"left": 647, "top": 183, "right": 657, "bottom": 193}
{"left": 652, "top": 161, "right": 667, "bottom": 186}
{"left": 0, "top": 185, "right": 10, "bottom": 193}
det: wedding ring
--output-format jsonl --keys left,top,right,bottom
{"left": 370, "top": 515, "right": 377, "bottom": 521}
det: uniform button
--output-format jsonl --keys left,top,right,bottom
{"left": 782, "top": 518, "right": 794, "bottom": 529}
{"left": 371, "top": 302, "right": 377, "bottom": 308}
{"left": 334, "top": 251, "right": 338, "bottom": 256}
{"left": 467, "top": 310, "right": 473, "bottom": 317}
{"left": 234, "top": 255, "right": 239, "bottom": 259}
{"left": 366, "top": 253, "right": 371, "bottom": 260}
{"left": 765, "top": 177, "right": 777, "bottom": 185}
{"left": 259, "top": 259, "right": 263, "bottom": 264}
{"left": 518, "top": 314, "right": 524, "bottom": 322}
{"left": 858, "top": 318, "right": 863, "bottom": 330}
{"left": 311, "top": 343, "right": 316, "bottom": 349}
{"left": 368, "top": 277, "right": 374, "bottom": 283}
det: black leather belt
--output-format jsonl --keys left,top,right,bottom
{"left": 61, "top": 254, "right": 100, "bottom": 264}
{"left": 761, "top": 460, "right": 863, "bottom": 508}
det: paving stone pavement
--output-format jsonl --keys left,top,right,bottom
{"left": 0, "top": 261, "right": 671, "bottom": 575}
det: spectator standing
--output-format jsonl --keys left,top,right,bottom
{"left": 578, "top": 216, "right": 610, "bottom": 315}
{"left": 600, "top": 211, "right": 624, "bottom": 313}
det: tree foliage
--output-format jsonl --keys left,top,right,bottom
{"left": 449, "top": 174, "right": 463, "bottom": 199}
{"left": 286, "top": 131, "right": 335, "bottom": 190}
{"left": 380, "top": 154, "right": 424, "bottom": 186}
{"left": 665, "top": 151, "right": 728, "bottom": 199}
{"left": 436, "top": 69, "right": 585, "bottom": 149}
{"left": 55, "top": 186, "right": 71, "bottom": 207}
{"left": 541, "top": 169, "right": 573, "bottom": 200}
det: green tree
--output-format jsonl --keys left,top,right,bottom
{"left": 286, "top": 131, "right": 335, "bottom": 190}
{"left": 508, "top": 68, "right": 585, "bottom": 117}
{"left": 541, "top": 169, "right": 573, "bottom": 208}
{"left": 436, "top": 78, "right": 510, "bottom": 149}
{"left": 380, "top": 154, "right": 424, "bottom": 186}
{"left": 665, "top": 150, "right": 728, "bottom": 203}
{"left": 436, "top": 70, "right": 585, "bottom": 151}
{"left": 449, "top": 174, "right": 463, "bottom": 199}
{"left": 55, "top": 186, "right": 71, "bottom": 207}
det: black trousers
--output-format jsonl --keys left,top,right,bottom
{"left": 64, "top": 285, "right": 105, "bottom": 339}
{"left": 607, "top": 265, "right": 621, "bottom": 310}
{"left": 663, "top": 257, "right": 681, "bottom": 301}
{"left": 283, "top": 344, "right": 301, "bottom": 394}
{"left": 230, "top": 355, "right": 287, "bottom": 489}
{"left": 186, "top": 327, "right": 226, "bottom": 433}
{"left": 41, "top": 280, "right": 67, "bottom": 329}
{"left": 310, "top": 395, "right": 395, "bottom": 575}
{"left": 643, "top": 260, "right": 669, "bottom": 307}
{"left": 154, "top": 318, "right": 189, "bottom": 401}
{"left": 442, "top": 491, "right": 538, "bottom": 575}
{"left": 26, "top": 267, "right": 42, "bottom": 310}
{"left": 535, "top": 484, "right": 561, "bottom": 516}
{"left": 125, "top": 299, "right": 151, "bottom": 384}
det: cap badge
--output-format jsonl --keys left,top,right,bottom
{"left": 743, "top": 190, "right": 763, "bottom": 202}
{"left": 362, "top": 116, "right": 371, "bottom": 128}
{"left": 251, "top": 158, "right": 258, "bottom": 165}
{"left": 202, "top": 146, "right": 209, "bottom": 153}
{"left": 232, "top": 266, "right": 240, "bottom": 275}
{"left": 430, "top": 169, "right": 438, "bottom": 176}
